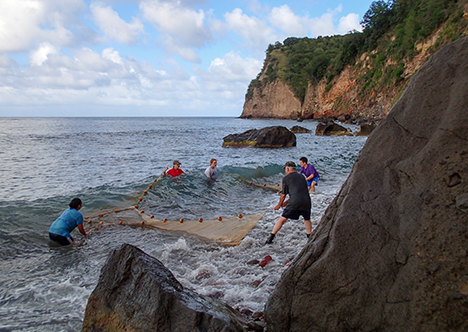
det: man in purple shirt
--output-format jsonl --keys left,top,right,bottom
{"left": 299, "top": 157, "right": 320, "bottom": 192}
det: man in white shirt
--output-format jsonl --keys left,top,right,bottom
{"left": 204, "top": 158, "right": 217, "bottom": 179}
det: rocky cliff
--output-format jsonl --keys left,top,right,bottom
{"left": 264, "top": 36, "right": 468, "bottom": 331}
{"left": 241, "top": 40, "right": 435, "bottom": 121}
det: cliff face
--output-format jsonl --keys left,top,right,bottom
{"left": 264, "top": 36, "right": 468, "bottom": 332}
{"left": 240, "top": 31, "right": 441, "bottom": 120}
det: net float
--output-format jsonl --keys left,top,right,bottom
{"left": 139, "top": 197, "right": 143, "bottom": 201}
{"left": 180, "top": 218, "right": 184, "bottom": 223}
{"left": 148, "top": 185, "right": 152, "bottom": 189}
{"left": 144, "top": 191, "right": 148, "bottom": 194}
{"left": 87, "top": 220, "right": 92, "bottom": 224}
{"left": 263, "top": 184, "right": 266, "bottom": 186}
{"left": 154, "top": 179, "right": 158, "bottom": 182}
{"left": 141, "top": 221, "right": 145, "bottom": 225}
{"left": 119, "top": 221, "right": 122, "bottom": 225}
{"left": 140, "top": 210, "right": 144, "bottom": 214}
{"left": 135, "top": 205, "right": 138, "bottom": 209}
{"left": 114, "top": 209, "right": 119, "bottom": 213}
{"left": 150, "top": 215, "right": 154, "bottom": 219}
{"left": 250, "top": 181, "right": 253, "bottom": 184}
{"left": 198, "top": 218, "right": 203, "bottom": 223}
{"left": 218, "top": 216, "right": 222, "bottom": 221}
{"left": 238, "top": 214, "right": 243, "bottom": 218}
{"left": 238, "top": 175, "right": 241, "bottom": 178}
{"left": 277, "top": 184, "right": 280, "bottom": 186}
{"left": 163, "top": 218, "right": 167, "bottom": 222}
{"left": 99, "top": 214, "right": 103, "bottom": 217}
{"left": 99, "top": 221, "right": 103, "bottom": 225}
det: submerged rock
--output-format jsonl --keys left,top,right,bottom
{"left": 265, "top": 37, "right": 468, "bottom": 331}
{"left": 290, "top": 125, "right": 311, "bottom": 133}
{"left": 315, "top": 121, "right": 352, "bottom": 136}
{"left": 222, "top": 126, "right": 296, "bottom": 148}
{"left": 82, "top": 244, "right": 246, "bottom": 332}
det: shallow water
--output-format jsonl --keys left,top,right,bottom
{"left": 0, "top": 117, "right": 366, "bottom": 331}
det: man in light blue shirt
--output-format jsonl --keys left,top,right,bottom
{"left": 49, "top": 198, "right": 88, "bottom": 245}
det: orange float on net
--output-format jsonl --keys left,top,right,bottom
{"left": 119, "top": 221, "right": 123, "bottom": 225}
{"left": 238, "top": 175, "right": 241, "bottom": 178}
{"left": 114, "top": 209, "right": 119, "bottom": 213}
{"left": 263, "top": 184, "right": 266, "bottom": 187}
{"left": 150, "top": 215, "right": 154, "bottom": 219}
{"left": 277, "top": 183, "right": 280, "bottom": 186}
{"left": 250, "top": 181, "right": 253, "bottom": 184}
{"left": 87, "top": 220, "right": 92, "bottom": 224}
{"left": 139, "top": 197, "right": 143, "bottom": 201}
{"left": 198, "top": 218, "right": 203, "bottom": 223}
{"left": 180, "top": 218, "right": 184, "bottom": 223}
{"left": 135, "top": 205, "right": 138, "bottom": 209}
{"left": 144, "top": 191, "right": 148, "bottom": 194}
{"left": 154, "top": 179, "right": 158, "bottom": 182}
{"left": 238, "top": 214, "right": 243, "bottom": 218}
{"left": 99, "top": 214, "right": 103, "bottom": 217}
{"left": 218, "top": 216, "right": 222, "bottom": 221}
{"left": 141, "top": 221, "right": 145, "bottom": 225}
{"left": 140, "top": 210, "right": 144, "bottom": 214}
{"left": 99, "top": 221, "right": 103, "bottom": 225}
{"left": 148, "top": 185, "right": 152, "bottom": 189}
{"left": 163, "top": 218, "right": 167, "bottom": 222}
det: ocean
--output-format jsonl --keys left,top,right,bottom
{"left": 0, "top": 117, "right": 366, "bottom": 331}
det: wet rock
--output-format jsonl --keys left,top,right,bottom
{"left": 223, "top": 126, "right": 296, "bottom": 148}
{"left": 247, "top": 259, "right": 260, "bottom": 265}
{"left": 290, "top": 125, "right": 311, "bottom": 133}
{"left": 259, "top": 255, "right": 272, "bottom": 267}
{"left": 246, "top": 321, "right": 265, "bottom": 331}
{"left": 239, "top": 308, "right": 253, "bottom": 317}
{"left": 252, "top": 311, "right": 265, "bottom": 321}
{"left": 355, "top": 123, "right": 377, "bottom": 136}
{"left": 448, "top": 173, "right": 462, "bottom": 187}
{"left": 82, "top": 244, "right": 246, "bottom": 332}
{"left": 265, "top": 37, "right": 468, "bottom": 331}
{"left": 252, "top": 280, "right": 262, "bottom": 287}
{"left": 315, "top": 120, "right": 352, "bottom": 136}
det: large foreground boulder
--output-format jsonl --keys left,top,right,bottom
{"left": 265, "top": 37, "right": 468, "bottom": 331}
{"left": 82, "top": 244, "right": 246, "bottom": 332}
{"left": 223, "top": 126, "right": 296, "bottom": 148}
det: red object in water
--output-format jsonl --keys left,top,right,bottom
{"left": 259, "top": 255, "right": 273, "bottom": 267}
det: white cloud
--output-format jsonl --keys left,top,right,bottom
{"left": 337, "top": 13, "right": 362, "bottom": 33}
{"left": 30, "top": 43, "right": 60, "bottom": 66}
{"left": 224, "top": 8, "right": 276, "bottom": 53}
{"left": 269, "top": 5, "right": 306, "bottom": 36}
{"left": 102, "top": 48, "right": 124, "bottom": 65}
{"left": 203, "top": 51, "right": 262, "bottom": 82}
{"left": 140, "top": 0, "right": 212, "bottom": 48}
{"left": 90, "top": 2, "right": 144, "bottom": 44}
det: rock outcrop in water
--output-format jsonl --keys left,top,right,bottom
{"left": 222, "top": 126, "right": 296, "bottom": 148}
{"left": 315, "top": 120, "right": 352, "bottom": 136}
{"left": 265, "top": 37, "right": 468, "bottom": 331}
{"left": 82, "top": 244, "right": 246, "bottom": 332}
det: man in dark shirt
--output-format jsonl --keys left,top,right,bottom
{"left": 265, "top": 161, "right": 311, "bottom": 244}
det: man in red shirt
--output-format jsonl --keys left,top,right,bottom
{"left": 163, "top": 160, "right": 184, "bottom": 177}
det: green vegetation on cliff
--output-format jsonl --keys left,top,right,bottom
{"left": 246, "top": 0, "right": 468, "bottom": 105}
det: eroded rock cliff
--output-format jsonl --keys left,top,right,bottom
{"left": 265, "top": 37, "right": 468, "bottom": 331}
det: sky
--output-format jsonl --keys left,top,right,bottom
{"left": 0, "top": 0, "right": 374, "bottom": 117}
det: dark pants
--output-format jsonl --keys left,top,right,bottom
{"left": 49, "top": 232, "right": 73, "bottom": 246}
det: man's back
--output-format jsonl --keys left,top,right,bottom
{"left": 282, "top": 172, "right": 311, "bottom": 211}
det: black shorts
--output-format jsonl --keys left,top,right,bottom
{"left": 282, "top": 209, "right": 311, "bottom": 221}
{"left": 49, "top": 232, "right": 74, "bottom": 246}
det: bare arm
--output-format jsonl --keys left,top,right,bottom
{"left": 78, "top": 223, "right": 88, "bottom": 236}
{"left": 274, "top": 194, "right": 287, "bottom": 210}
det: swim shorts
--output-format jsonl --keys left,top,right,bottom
{"left": 49, "top": 232, "right": 74, "bottom": 246}
{"left": 282, "top": 209, "right": 311, "bottom": 221}
{"left": 307, "top": 177, "right": 320, "bottom": 187}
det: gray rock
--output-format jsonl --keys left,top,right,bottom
{"left": 355, "top": 122, "right": 377, "bottom": 136}
{"left": 290, "top": 125, "right": 311, "bottom": 133}
{"left": 265, "top": 37, "right": 468, "bottom": 331}
{"left": 456, "top": 193, "right": 468, "bottom": 213}
{"left": 82, "top": 244, "right": 246, "bottom": 332}
{"left": 315, "top": 120, "right": 352, "bottom": 136}
{"left": 223, "top": 126, "right": 296, "bottom": 148}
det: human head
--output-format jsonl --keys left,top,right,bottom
{"left": 299, "top": 157, "right": 308, "bottom": 165}
{"left": 210, "top": 158, "right": 217, "bottom": 167}
{"left": 173, "top": 160, "right": 181, "bottom": 169}
{"left": 285, "top": 161, "right": 296, "bottom": 172}
{"left": 69, "top": 198, "right": 82, "bottom": 209}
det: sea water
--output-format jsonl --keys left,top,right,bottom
{"left": 0, "top": 117, "right": 366, "bottom": 331}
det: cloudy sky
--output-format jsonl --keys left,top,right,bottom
{"left": 0, "top": 0, "right": 373, "bottom": 117}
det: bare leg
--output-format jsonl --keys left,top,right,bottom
{"left": 272, "top": 216, "right": 288, "bottom": 234}
{"left": 310, "top": 181, "right": 317, "bottom": 193}
{"left": 304, "top": 219, "right": 312, "bottom": 234}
